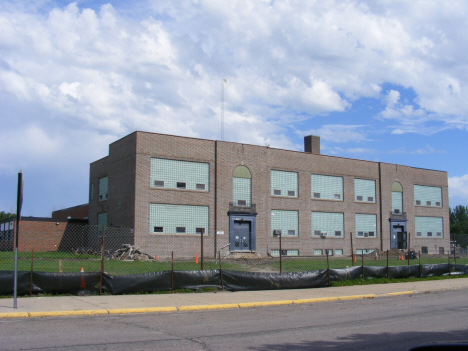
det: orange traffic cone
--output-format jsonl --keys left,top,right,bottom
{"left": 155, "top": 255, "right": 158, "bottom": 260}
{"left": 375, "top": 252, "right": 379, "bottom": 260}
{"left": 79, "top": 268, "right": 85, "bottom": 289}
{"left": 195, "top": 254, "right": 198, "bottom": 264}
{"left": 352, "top": 254, "right": 356, "bottom": 263}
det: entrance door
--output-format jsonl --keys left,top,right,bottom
{"left": 231, "top": 220, "right": 251, "bottom": 251}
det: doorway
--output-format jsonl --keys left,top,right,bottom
{"left": 229, "top": 214, "right": 257, "bottom": 252}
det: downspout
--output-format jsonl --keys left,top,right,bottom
{"left": 379, "top": 162, "right": 383, "bottom": 251}
{"left": 214, "top": 140, "right": 218, "bottom": 258}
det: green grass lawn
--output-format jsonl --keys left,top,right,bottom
{"left": 0, "top": 252, "right": 466, "bottom": 275}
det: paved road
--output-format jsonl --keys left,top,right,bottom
{"left": 1, "top": 289, "right": 467, "bottom": 351}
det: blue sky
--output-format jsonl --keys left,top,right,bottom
{"left": 1, "top": 0, "right": 468, "bottom": 217}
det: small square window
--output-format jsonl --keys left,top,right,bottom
{"left": 367, "top": 197, "right": 374, "bottom": 202}
{"left": 334, "top": 194, "right": 341, "bottom": 200}
{"left": 335, "top": 249, "right": 343, "bottom": 256}
{"left": 313, "top": 192, "right": 321, "bottom": 198}
{"left": 357, "top": 196, "right": 363, "bottom": 201}
{"left": 274, "top": 189, "right": 281, "bottom": 196}
{"left": 436, "top": 202, "right": 441, "bottom": 206}
{"left": 154, "top": 227, "right": 163, "bottom": 233}
{"left": 426, "top": 201, "right": 431, "bottom": 206}
{"left": 154, "top": 180, "right": 164, "bottom": 187}
{"left": 416, "top": 232, "right": 422, "bottom": 236}
{"left": 287, "top": 230, "right": 295, "bottom": 236}
{"left": 416, "top": 200, "right": 421, "bottom": 205}
{"left": 436, "top": 232, "right": 442, "bottom": 237}
{"left": 196, "top": 184, "right": 205, "bottom": 190}
{"left": 288, "top": 190, "right": 295, "bottom": 197}
{"left": 357, "top": 231, "right": 364, "bottom": 237}
{"left": 368, "top": 231, "right": 375, "bottom": 237}
{"left": 196, "top": 227, "right": 204, "bottom": 234}
{"left": 335, "top": 231, "right": 341, "bottom": 236}
{"left": 427, "top": 232, "right": 432, "bottom": 237}
{"left": 314, "top": 230, "right": 321, "bottom": 236}
{"left": 237, "top": 200, "right": 246, "bottom": 206}
{"left": 176, "top": 227, "right": 186, "bottom": 233}
{"left": 177, "top": 182, "right": 186, "bottom": 189}
{"left": 394, "top": 209, "right": 400, "bottom": 214}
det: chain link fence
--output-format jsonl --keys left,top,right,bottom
{"left": 1, "top": 225, "right": 467, "bottom": 276}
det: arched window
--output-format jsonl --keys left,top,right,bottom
{"left": 391, "top": 181, "right": 403, "bottom": 214}
{"left": 233, "top": 166, "right": 251, "bottom": 206}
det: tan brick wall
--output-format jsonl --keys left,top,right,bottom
{"left": 89, "top": 131, "right": 451, "bottom": 257}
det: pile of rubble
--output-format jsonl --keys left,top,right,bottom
{"left": 106, "top": 244, "right": 156, "bottom": 261}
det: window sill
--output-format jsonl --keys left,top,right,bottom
{"left": 312, "top": 236, "right": 344, "bottom": 239}
{"left": 414, "top": 205, "right": 442, "bottom": 208}
{"left": 271, "top": 195, "right": 298, "bottom": 199}
{"left": 354, "top": 200, "right": 376, "bottom": 204}
{"left": 311, "top": 198, "right": 343, "bottom": 202}
{"left": 149, "top": 233, "right": 208, "bottom": 236}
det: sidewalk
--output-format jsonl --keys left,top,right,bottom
{"left": 1, "top": 278, "right": 468, "bottom": 318}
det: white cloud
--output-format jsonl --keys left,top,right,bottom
{"left": 1, "top": 0, "right": 468, "bottom": 214}
{"left": 388, "top": 144, "right": 447, "bottom": 155}
{"left": 449, "top": 175, "right": 468, "bottom": 201}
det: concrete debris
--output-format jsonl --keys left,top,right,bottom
{"left": 106, "top": 244, "right": 156, "bottom": 261}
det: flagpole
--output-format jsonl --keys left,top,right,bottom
{"left": 14, "top": 170, "right": 23, "bottom": 309}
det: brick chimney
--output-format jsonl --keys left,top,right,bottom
{"left": 304, "top": 135, "right": 320, "bottom": 154}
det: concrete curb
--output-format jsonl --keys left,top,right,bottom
{"left": 0, "top": 291, "right": 408, "bottom": 319}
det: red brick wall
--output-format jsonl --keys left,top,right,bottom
{"left": 52, "top": 204, "right": 89, "bottom": 219}
{"left": 16, "top": 219, "right": 68, "bottom": 252}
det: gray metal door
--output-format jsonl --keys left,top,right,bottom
{"left": 391, "top": 225, "right": 406, "bottom": 249}
{"left": 231, "top": 221, "right": 251, "bottom": 251}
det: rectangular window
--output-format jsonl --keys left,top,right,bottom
{"left": 314, "top": 249, "right": 323, "bottom": 256}
{"left": 354, "top": 179, "right": 376, "bottom": 202}
{"left": 414, "top": 185, "right": 442, "bottom": 207}
{"left": 97, "top": 212, "right": 107, "bottom": 235}
{"left": 270, "top": 170, "right": 298, "bottom": 197}
{"left": 154, "top": 180, "right": 164, "bottom": 187}
{"left": 421, "top": 246, "right": 428, "bottom": 254}
{"left": 150, "top": 158, "right": 209, "bottom": 191}
{"left": 271, "top": 250, "right": 299, "bottom": 257}
{"left": 287, "top": 230, "right": 295, "bottom": 236}
{"left": 325, "top": 249, "right": 333, "bottom": 256}
{"left": 233, "top": 177, "right": 251, "bottom": 207}
{"left": 416, "top": 232, "right": 422, "bottom": 237}
{"left": 154, "top": 226, "right": 163, "bottom": 232}
{"left": 177, "top": 182, "right": 186, "bottom": 189}
{"left": 392, "top": 191, "right": 403, "bottom": 213}
{"left": 271, "top": 210, "right": 298, "bottom": 237}
{"left": 415, "top": 216, "right": 443, "bottom": 238}
{"left": 196, "top": 183, "right": 206, "bottom": 191}
{"left": 149, "top": 204, "right": 208, "bottom": 235}
{"left": 98, "top": 176, "right": 108, "bottom": 201}
{"left": 311, "top": 174, "right": 343, "bottom": 201}
{"left": 196, "top": 227, "right": 204, "bottom": 234}
{"left": 311, "top": 212, "right": 344, "bottom": 237}
{"left": 355, "top": 214, "right": 377, "bottom": 238}
{"left": 335, "top": 249, "right": 343, "bottom": 256}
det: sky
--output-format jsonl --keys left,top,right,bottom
{"left": 1, "top": 0, "right": 468, "bottom": 217}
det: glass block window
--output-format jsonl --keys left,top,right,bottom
{"left": 271, "top": 210, "right": 298, "bottom": 237}
{"left": 150, "top": 204, "right": 208, "bottom": 235}
{"left": 150, "top": 158, "right": 209, "bottom": 191}
{"left": 311, "top": 212, "right": 344, "bottom": 237}
{"left": 414, "top": 185, "right": 442, "bottom": 207}
{"left": 335, "top": 249, "right": 343, "bottom": 256}
{"left": 325, "top": 249, "right": 333, "bottom": 256}
{"left": 415, "top": 217, "right": 443, "bottom": 238}
{"left": 98, "top": 176, "right": 108, "bottom": 201}
{"left": 311, "top": 174, "right": 343, "bottom": 200}
{"left": 271, "top": 170, "right": 298, "bottom": 197}
{"left": 314, "top": 249, "right": 323, "bottom": 256}
{"left": 355, "top": 214, "right": 377, "bottom": 237}
{"left": 233, "top": 177, "right": 251, "bottom": 206}
{"left": 354, "top": 179, "right": 376, "bottom": 202}
{"left": 97, "top": 212, "right": 107, "bottom": 230}
{"left": 271, "top": 249, "right": 299, "bottom": 257}
{"left": 356, "top": 249, "right": 375, "bottom": 255}
{"left": 392, "top": 192, "right": 403, "bottom": 214}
